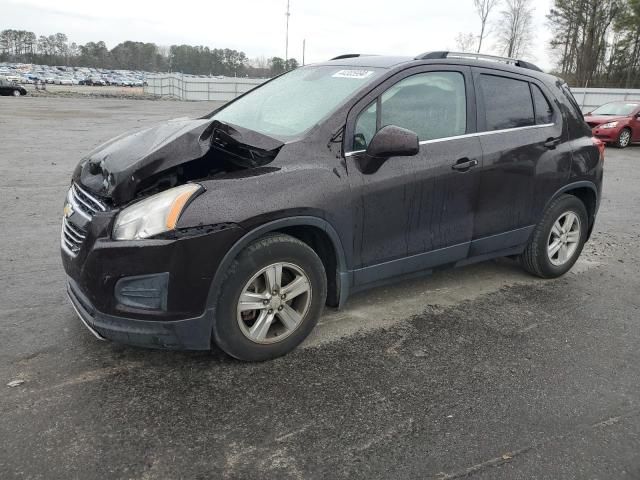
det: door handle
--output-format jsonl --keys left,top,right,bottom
{"left": 451, "top": 158, "right": 479, "bottom": 171}
{"left": 544, "top": 137, "right": 561, "bottom": 149}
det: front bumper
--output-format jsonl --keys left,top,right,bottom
{"left": 592, "top": 128, "right": 620, "bottom": 143}
{"left": 61, "top": 204, "right": 245, "bottom": 349}
{"left": 67, "top": 277, "right": 213, "bottom": 349}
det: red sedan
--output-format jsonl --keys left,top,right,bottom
{"left": 584, "top": 101, "right": 640, "bottom": 148}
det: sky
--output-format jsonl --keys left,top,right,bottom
{"left": 1, "top": 0, "right": 556, "bottom": 70}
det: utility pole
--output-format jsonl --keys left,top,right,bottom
{"left": 302, "top": 39, "right": 306, "bottom": 66}
{"left": 285, "top": 0, "right": 291, "bottom": 63}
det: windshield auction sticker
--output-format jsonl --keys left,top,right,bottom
{"left": 332, "top": 69, "right": 375, "bottom": 79}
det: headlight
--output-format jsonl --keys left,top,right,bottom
{"left": 113, "top": 184, "right": 202, "bottom": 240}
{"left": 600, "top": 121, "right": 619, "bottom": 129}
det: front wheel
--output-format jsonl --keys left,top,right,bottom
{"left": 12, "top": 90, "right": 21, "bottom": 97}
{"left": 520, "top": 194, "right": 588, "bottom": 278}
{"left": 212, "top": 234, "right": 327, "bottom": 361}
{"left": 615, "top": 128, "right": 632, "bottom": 148}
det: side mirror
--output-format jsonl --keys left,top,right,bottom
{"left": 365, "top": 125, "right": 419, "bottom": 158}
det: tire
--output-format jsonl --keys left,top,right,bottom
{"left": 615, "top": 128, "right": 632, "bottom": 148}
{"left": 520, "top": 194, "right": 588, "bottom": 279}
{"left": 212, "top": 233, "right": 327, "bottom": 361}
{"left": 12, "top": 90, "right": 21, "bottom": 97}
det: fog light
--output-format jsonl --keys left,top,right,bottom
{"left": 115, "top": 273, "right": 169, "bottom": 310}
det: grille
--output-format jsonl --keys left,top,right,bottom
{"left": 61, "top": 217, "right": 87, "bottom": 255}
{"left": 70, "top": 183, "right": 107, "bottom": 217}
{"left": 61, "top": 183, "right": 107, "bottom": 257}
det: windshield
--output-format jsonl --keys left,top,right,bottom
{"left": 212, "top": 66, "right": 384, "bottom": 140}
{"left": 591, "top": 102, "right": 639, "bottom": 116}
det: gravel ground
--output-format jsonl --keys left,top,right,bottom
{"left": 1, "top": 96, "right": 639, "bottom": 479}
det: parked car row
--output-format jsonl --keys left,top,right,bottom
{"left": 0, "top": 62, "right": 148, "bottom": 87}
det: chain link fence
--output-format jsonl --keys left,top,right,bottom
{"left": 144, "top": 73, "right": 266, "bottom": 101}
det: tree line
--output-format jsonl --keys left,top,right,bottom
{"left": 457, "top": 0, "right": 640, "bottom": 88}
{"left": 6, "top": 0, "right": 640, "bottom": 88}
{"left": 548, "top": 0, "right": 640, "bottom": 88}
{"left": 0, "top": 29, "right": 299, "bottom": 77}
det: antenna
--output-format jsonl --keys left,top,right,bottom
{"left": 285, "top": 0, "right": 291, "bottom": 63}
{"left": 302, "top": 38, "right": 306, "bottom": 66}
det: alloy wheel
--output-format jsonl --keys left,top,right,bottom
{"left": 13, "top": 90, "right": 21, "bottom": 97}
{"left": 619, "top": 129, "right": 631, "bottom": 147}
{"left": 236, "top": 262, "right": 312, "bottom": 344}
{"left": 547, "top": 211, "right": 581, "bottom": 266}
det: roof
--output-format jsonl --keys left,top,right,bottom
{"left": 315, "top": 53, "right": 554, "bottom": 82}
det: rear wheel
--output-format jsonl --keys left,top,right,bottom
{"left": 615, "top": 128, "right": 631, "bottom": 148}
{"left": 520, "top": 194, "right": 588, "bottom": 278}
{"left": 212, "top": 234, "right": 327, "bottom": 361}
{"left": 12, "top": 89, "right": 21, "bottom": 97}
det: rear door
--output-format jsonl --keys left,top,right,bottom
{"left": 345, "top": 66, "right": 483, "bottom": 285}
{"left": 471, "top": 69, "right": 571, "bottom": 249}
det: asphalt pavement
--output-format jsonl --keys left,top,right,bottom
{"left": 1, "top": 96, "right": 639, "bottom": 479}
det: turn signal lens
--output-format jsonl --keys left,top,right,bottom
{"left": 166, "top": 190, "right": 197, "bottom": 230}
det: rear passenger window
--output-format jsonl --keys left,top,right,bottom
{"left": 531, "top": 84, "right": 553, "bottom": 124}
{"left": 479, "top": 74, "right": 534, "bottom": 131}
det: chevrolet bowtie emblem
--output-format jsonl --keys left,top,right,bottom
{"left": 63, "top": 203, "right": 74, "bottom": 218}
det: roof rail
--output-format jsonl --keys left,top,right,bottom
{"left": 330, "top": 54, "right": 363, "bottom": 60}
{"left": 414, "top": 51, "right": 543, "bottom": 73}
{"left": 329, "top": 54, "right": 378, "bottom": 61}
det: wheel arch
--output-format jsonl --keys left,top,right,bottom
{"left": 545, "top": 181, "right": 598, "bottom": 239}
{"left": 206, "top": 216, "right": 350, "bottom": 313}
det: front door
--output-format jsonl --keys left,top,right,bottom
{"left": 345, "top": 66, "right": 483, "bottom": 287}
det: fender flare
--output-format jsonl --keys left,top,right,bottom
{"left": 544, "top": 180, "right": 599, "bottom": 211}
{"left": 205, "top": 216, "right": 350, "bottom": 313}
{"left": 544, "top": 180, "right": 599, "bottom": 239}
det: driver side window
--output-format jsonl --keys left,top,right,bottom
{"left": 353, "top": 71, "right": 467, "bottom": 149}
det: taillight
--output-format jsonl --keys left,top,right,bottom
{"left": 592, "top": 137, "right": 605, "bottom": 160}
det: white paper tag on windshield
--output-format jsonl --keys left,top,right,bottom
{"left": 332, "top": 69, "right": 374, "bottom": 79}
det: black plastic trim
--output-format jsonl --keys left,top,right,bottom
{"left": 206, "top": 216, "right": 350, "bottom": 310}
{"left": 352, "top": 242, "right": 469, "bottom": 287}
{"left": 67, "top": 278, "right": 212, "bottom": 350}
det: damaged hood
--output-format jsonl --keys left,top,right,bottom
{"left": 74, "top": 118, "right": 284, "bottom": 205}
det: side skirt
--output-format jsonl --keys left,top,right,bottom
{"left": 347, "top": 226, "right": 534, "bottom": 297}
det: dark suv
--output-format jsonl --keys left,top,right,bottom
{"left": 61, "top": 52, "right": 604, "bottom": 361}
